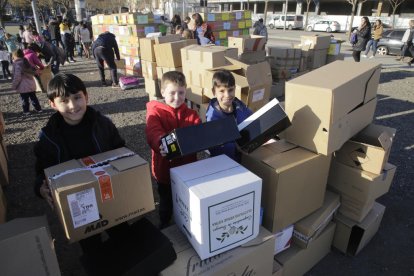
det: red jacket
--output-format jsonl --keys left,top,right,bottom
{"left": 145, "top": 100, "right": 201, "bottom": 184}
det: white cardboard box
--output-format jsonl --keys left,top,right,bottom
{"left": 170, "top": 155, "right": 262, "bottom": 260}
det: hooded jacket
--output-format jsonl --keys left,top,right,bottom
{"left": 33, "top": 106, "right": 125, "bottom": 197}
{"left": 206, "top": 97, "right": 252, "bottom": 161}
{"left": 23, "top": 48, "right": 45, "bottom": 71}
{"left": 145, "top": 100, "right": 201, "bottom": 184}
{"left": 11, "top": 58, "right": 36, "bottom": 93}
{"left": 92, "top": 32, "right": 120, "bottom": 60}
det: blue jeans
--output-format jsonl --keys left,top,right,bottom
{"left": 364, "top": 39, "right": 378, "bottom": 56}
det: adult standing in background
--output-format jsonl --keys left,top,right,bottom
{"left": 362, "top": 19, "right": 383, "bottom": 59}
{"left": 192, "top": 13, "right": 215, "bottom": 45}
{"left": 92, "top": 31, "right": 120, "bottom": 87}
{"left": 253, "top": 18, "right": 268, "bottom": 43}
{"left": 80, "top": 23, "right": 92, "bottom": 59}
{"left": 351, "top": 16, "right": 371, "bottom": 62}
{"left": 73, "top": 22, "right": 82, "bottom": 58}
{"left": 396, "top": 19, "right": 414, "bottom": 66}
{"left": 22, "top": 25, "right": 34, "bottom": 48}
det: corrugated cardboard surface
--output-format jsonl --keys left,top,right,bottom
{"left": 160, "top": 225, "right": 275, "bottom": 276}
{"left": 276, "top": 222, "right": 336, "bottom": 276}
{"left": 293, "top": 190, "right": 340, "bottom": 248}
{"left": 141, "top": 60, "right": 157, "bottom": 80}
{"left": 145, "top": 78, "right": 161, "bottom": 97}
{"left": 285, "top": 61, "right": 381, "bottom": 155}
{"left": 300, "top": 35, "right": 332, "bottom": 50}
{"left": 228, "top": 35, "right": 266, "bottom": 55}
{"left": 181, "top": 44, "right": 238, "bottom": 70}
{"left": 0, "top": 216, "right": 61, "bottom": 276}
{"left": 272, "top": 260, "right": 284, "bottom": 276}
{"left": 140, "top": 35, "right": 182, "bottom": 62}
{"left": 333, "top": 201, "right": 385, "bottom": 256}
{"left": 44, "top": 148, "right": 155, "bottom": 242}
{"left": 335, "top": 124, "right": 396, "bottom": 174}
{"left": 154, "top": 39, "right": 197, "bottom": 68}
{"left": 241, "top": 140, "right": 331, "bottom": 232}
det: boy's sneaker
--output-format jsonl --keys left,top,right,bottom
{"left": 7, "top": 76, "right": 12, "bottom": 80}
{"left": 361, "top": 54, "right": 367, "bottom": 58}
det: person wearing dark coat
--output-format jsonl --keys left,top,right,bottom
{"left": 352, "top": 16, "right": 371, "bottom": 62}
{"left": 91, "top": 32, "right": 120, "bottom": 87}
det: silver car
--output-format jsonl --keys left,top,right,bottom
{"left": 307, "top": 20, "right": 341, "bottom": 33}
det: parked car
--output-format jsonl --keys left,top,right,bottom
{"left": 306, "top": 20, "right": 340, "bottom": 32}
{"left": 268, "top": 15, "right": 303, "bottom": 30}
{"left": 376, "top": 29, "right": 405, "bottom": 56}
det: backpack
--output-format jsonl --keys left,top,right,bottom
{"left": 350, "top": 32, "right": 358, "bottom": 45}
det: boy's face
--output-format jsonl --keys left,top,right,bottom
{"left": 50, "top": 91, "right": 88, "bottom": 125}
{"left": 161, "top": 82, "right": 186, "bottom": 109}
{"left": 214, "top": 85, "right": 235, "bottom": 110}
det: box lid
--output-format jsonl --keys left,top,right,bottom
{"left": 350, "top": 124, "right": 396, "bottom": 151}
{"left": 226, "top": 57, "right": 272, "bottom": 87}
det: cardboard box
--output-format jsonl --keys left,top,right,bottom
{"left": 0, "top": 141, "right": 8, "bottom": 186}
{"left": 227, "top": 35, "right": 266, "bottom": 55}
{"left": 0, "top": 185, "right": 6, "bottom": 223}
{"left": 333, "top": 202, "right": 385, "bottom": 256}
{"left": 160, "top": 116, "right": 240, "bottom": 160}
{"left": 293, "top": 190, "right": 340, "bottom": 248}
{"left": 301, "top": 48, "right": 328, "bottom": 70}
{"left": 145, "top": 78, "right": 161, "bottom": 97}
{"left": 267, "top": 47, "right": 302, "bottom": 69}
{"left": 328, "top": 160, "right": 396, "bottom": 206}
{"left": 272, "top": 260, "right": 284, "bottom": 276}
{"left": 334, "top": 124, "right": 396, "bottom": 175}
{"left": 186, "top": 86, "right": 210, "bottom": 105}
{"left": 154, "top": 39, "right": 197, "bottom": 68}
{"left": 141, "top": 60, "right": 157, "bottom": 80}
{"left": 170, "top": 155, "right": 262, "bottom": 260}
{"left": 275, "top": 222, "right": 336, "bottom": 276}
{"left": 274, "top": 225, "right": 293, "bottom": 254}
{"left": 241, "top": 140, "right": 331, "bottom": 232}
{"left": 238, "top": 50, "right": 267, "bottom": 64}
{"left": 237, "top": 99, "right": 291, "bottom": 153}
{"left": 156, "top": 66, "right": 182, "bottom": 80}
{"left": 181, "top": 45, "right": 238, "bottom": 70}
{"left": 270, "top": 81, "right": 285, "bottom": 99}
{"left": 331, "top": 190, "right": 375, "bottom": 222}
{"left": 300, "top": 35, "right": 332, "bottom": 50}
{"left": 44, "top": 147, "right": 155, "bottom": 242}
{"left": 139, "top": 35, "right": 182, "bottom": 62}
{"left": 160, "top": 225, "right": 275, "bottom": 276}
{"left": 0, "top": 216, "right": 61, "bottom": 275}
{"left": 285, "top": 61, "right": 381, "bottom": 155}
{"left": 326, "top": 53, "right": 345, "bottom": 64}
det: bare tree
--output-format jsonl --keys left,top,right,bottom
{"left": 304, "top": 0, "right": 312, "bottom": 31}
{"left": 0, "top": 0, "right": 9, "bottom": 28}
{"left": 346, "top": 0, "right": 368, "bottom": 38}
{"left": 387, "top": 0, "right": 406, "bottom": 28}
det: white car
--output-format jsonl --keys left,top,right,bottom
{"left": 307, "top": 20, "right": 341, "bottom": 33}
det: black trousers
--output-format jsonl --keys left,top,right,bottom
{"left": 19, "top": 92, "right": 41, "bottom": 112}
{"left": 93, "top": 46, "right": 118, "bottom": 85}
{"left": 1, "top": 60, "right": 11, "bottom": 78}
{"left": 352, "top": 50, "right": 361, "bottom": 62}
{"left": 157, "top": 182, "right": 173, "bottom": 227}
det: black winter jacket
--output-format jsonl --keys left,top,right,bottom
{"left": 33, "top": 106, "right": 125, "bottom": 197}
{"left": 352, "top": 26, "right": 371, "bottom": 51}
{"left": 91, "top": 32, "right": 120, "bottom": 60}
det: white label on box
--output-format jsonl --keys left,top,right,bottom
{"left": 209, "top": 192, "right": 255, "bottom": 253}
{"left": 252, "top": 88, "right": 265, "bottom": 102}
{"left": 235, "top": 12, "right": 242, "bottom": 20}
{"left": 67, "top": 188, "right": 100, "bottom": 228}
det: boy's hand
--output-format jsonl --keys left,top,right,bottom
{"left": 159, "top": 144, "right": 167, "bottom": 157}
{"left": 40, "top": 181, "right": 54, "bottom": 210}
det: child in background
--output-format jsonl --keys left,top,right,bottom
{"left": 11, "top": 49, "right": 42, "bottom": 115}
{"left": 0, "top": 46, "right": 12, "bottom": 79}
{"left": 182, "top": 29, "right": 194, "bottom": 39}
{"left": 33, "top": 73, "right": 127, "bottom": 254}
{"left": 145, "top": 71, "right": 201, "bottom": 229}
{"left": 206, "top": 70, "right": 252, "bottom": 162}
{"left": 175, "top": 25, "right": 184, "bottom": 35}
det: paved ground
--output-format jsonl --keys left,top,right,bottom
{"left": 0, "top": 29, "right": 413, "bottom": 275}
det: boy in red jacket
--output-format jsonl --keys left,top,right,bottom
{"left": 145, "top": 71, "right": 201, "bottom": 229}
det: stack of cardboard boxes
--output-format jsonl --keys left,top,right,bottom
{"left": 196, "top": 10, "right": 252, "bottom": 47}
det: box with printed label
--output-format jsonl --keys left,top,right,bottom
{"left": 228, "top": 35, "right": 266, "bottom": 55}
{"left": 333, "top": 202, "right": 385, "bottom": 256}
{"left": 44, "top": 147, "right": 155, "bottom": 242}
{"left": 0, "top": 216, "right": 61, "bottom": 275}
{"left": 300, "top": 35, "right": 331, "bottom": 50}
{"left": 160, "top": 225, "right": 274, "bottom": 275}
{"left": 334, "top": 124, "right": 396, "bottom": 175}
{"left": 285, "top": 61, "right": 381, "bottom": 155}
{"left": 160, "top": 116, "right": 240, "bottom": 160}
{"left": 237, "top": 98, "right": 291, "bottom": 153}
{"left": 170, "top": 155, "right": 262, "bottom": 260}
{"left": 241, "top": 139, "right": 331, "bottom": 232}
{"left": 154, "top": 39, "right": 197, "bottom": 68}
{"left": 275, "top": 222, "right": 336, "bottom": 275}
{"left": 293, "top": 190, "right": 340, "bottom": 248}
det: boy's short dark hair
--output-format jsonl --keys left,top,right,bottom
{"left": 47, "top": 73, "right": 87, "bottom": 101}
{"left": 212, "top": 70, "right": 235, "bottom": 90}
{"left": 161, "top": 71, "right": 187, "bottom": 89}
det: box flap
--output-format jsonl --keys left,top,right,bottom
{"left": 154, "top": 34, "right": 181, "bottom": 44}
{"left": 111, "top": 154, "right": 147, "bottom": 172}
{"left": 351, "top": 124, "right": 396, "bottom": 150}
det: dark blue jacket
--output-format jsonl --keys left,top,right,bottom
{"left": 206, "top": 98, "right": 252, "bottom": 161}
{"left": 92, "top": 32, "right": 120, "bottom": 59}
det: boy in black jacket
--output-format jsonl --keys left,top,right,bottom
{"left": 34, "top": 73, "right": 127, "bottom": 253}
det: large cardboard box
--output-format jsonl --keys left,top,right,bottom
{"left": 181, "top": 44, "right": 238, "bottom": 70}
{"left": 160, "top": 225, "right": 275, "bottom": 276}
{"left": 44, "top": 147, "right": 155, "bottom": 242}
{"left": 145, "top": 78, "right": 161, "bottom": 97}
{"left": 156, "top": 66, "right": 182, "bottom": 81}
{"left": 332, "top": 191, "right": 375, "bottom": 222}
{"left": 334, "top": 124, "right": 396, "bottom": 175}
{"left": 333, "top": 202, "right": 385, "bottom": 256}
{"left": 285, "top": 61, "right": 381, "bottom": 155}
{"left": 275, "top": 222, "right": 336, "bottom": 276}
{"left": 154, "top": 39, "right": 197, "bottom": 68}
{"left": 267, "top": 47, "right": 301, "bottom": 69}
{"left": 300, "top": 35, "right": 331, "bottom": 50}
{"left": 186, "top": 86, "right": 210, "bottom": 105}
{"left": 227, "top": 35, "right": 266, "bottom": 55}
{"left": 0, "top": 141, "right": 8, "bottom": 186}
{"left": 237, "top": 99, "right": 291, "bottom": 153}
{"left": 141, "top": 60, "right": 157, "bottom": 80}
{"left": 241, "top": 140, "right": 331, "bottom": 232}
{"left": 293, "top": 190, "right": 340, "bottom": 248}
{"left": 170, "top": 155, "right": 262, "bottom": 260}
{"left": 160, "top": 116, "right": 240, "bottom": 160}
{"left": 139, "top": 35, "right": 182, "bottom": 62}
{"left": 0, "top": 216, "right": 61, "bottom": 275}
